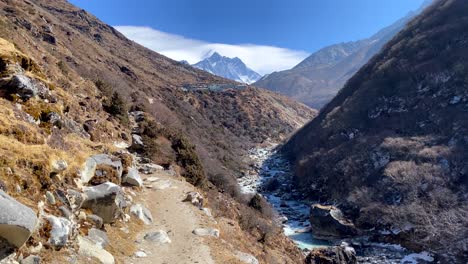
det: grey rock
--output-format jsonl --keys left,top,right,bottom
{"left": 0, "top": 190, "right": 38, "bottom": 248}
{"left": 46, "top": 215, "right": 71, "bottom": 248}
{"left": 52, "top": 160, "right": 68, "bottom": 172}
{"left": 235, "top": 251, "right": 259, "bottom": 264}
{"left": 192, "top": 228, "right": 219, "bottom": 238}
{"left": 143, "top": 230, "right": 171, "bottom": 244}
{"left": 131, "top": 134, "right": 144, "bottom": 147}
{"left": 1, "top": 75, "right": 52, "bottom": 101}
{"left": 87, "top": 228, "right": 110, "bottom": 248}
{"left": 129, "top": 111, "right": 145, "bottom": 122}
{"left": 138, "top": 163, "right": 164, "bottom": 174}
{"left": 20, "top": 255, "right": 41, "bottom": 264}
{"left": 82, "top": 182, "right": 124, "bottom": 223}
{"left": 305, "top": 242, "right": 357, "bottom": 264}
{"left": 4, "top": 75, "right": 38, "bottom": 100}
{"left": 81, "top": 154, "right": 123, "bottom": 184}
{"left": 87, "top": 214, "right": 103, "bottom": 229}
{"left": 45, "top": 191, "right": 56, "bottom": 205}
{"left": 58, "top": 206, "right": 72, "bottom": 219}
{"left": 62, "top": 118, "right": 90, "bottom": 139}
{"left": 309, "top": 204, "right": 357, "bottom": 240}
{"left": 66, "top": 189, "right": 84, "bottom": 211}
{"left": 122, "top": 167, "right": 142, "bottom": 187}
{"left": 183, "top": 192, "right": 204, "bottom": 208}
{"left": 78, "top": 236, "right": 114, "bottom": 264}
{"left": 130, "top": 204, "right": 153, "bottom": 225}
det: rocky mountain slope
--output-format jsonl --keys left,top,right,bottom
{"left": 193, "top": 52, "right": 262, "bottom": 84}
{"left": 254, "top": 2, "right": 429, "bottom": 109}
{"left": 0, "top": 0, "right": 316, "bottom": 263}
{"left": 283, "top": 0, "right": 468, "bottom": 261}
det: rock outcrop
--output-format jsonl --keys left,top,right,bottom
{"left": 309, "top": 204, "right": 357, "bottom": 240}
{"left": 82, "top": 182, "right": 124, "bottom": 223}
{"left": 305, "top": 243, "right": 357, "bottom": 264}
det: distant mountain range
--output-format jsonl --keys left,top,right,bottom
{"left": 254, "top": 1, "right": 432, "bottom": 109}
{"left": 192, "top": 52, "right": 261, "bottom": 84}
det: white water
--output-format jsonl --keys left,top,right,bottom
{"left": 238, "top": 145, "right": 330, "bottom": 250}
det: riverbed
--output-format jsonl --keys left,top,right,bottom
{"left": 238, "top": 144, "right": 435, "bottom": 264}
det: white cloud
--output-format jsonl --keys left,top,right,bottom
{"left": 114, "top": 26, "right": 309, "bottom": 75}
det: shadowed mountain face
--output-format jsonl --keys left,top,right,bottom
{"left": 283, "top": 0, "right": 468, "bottom": 261}
{"left": 255, "top": 2, "right": 430, "bottom": 109}
{"left": 193, "top": 52, "right": 261, "bottom": 84}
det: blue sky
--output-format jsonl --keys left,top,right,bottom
{"left": 69, "top": 0, "right": 426, "bottom": 74}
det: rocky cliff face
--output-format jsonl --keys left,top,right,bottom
{"left": 283, "top": 0, "right": 468, "bottom": 261}
{"left": 254, "top": 2, "right": 429, "bottom": 109}
{"left": 0, "top": 0, "right": 314, "bottom": 262}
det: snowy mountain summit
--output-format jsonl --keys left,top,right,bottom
{"left": 193, "top": 52, "right": 261, "bottom": 84}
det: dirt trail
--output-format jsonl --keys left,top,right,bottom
{"left": 124, "top": 170, "right": 218, "bottom": 264}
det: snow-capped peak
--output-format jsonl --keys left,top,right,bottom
{"left": 192, "top": 52, "right": 261, "bottom": 84}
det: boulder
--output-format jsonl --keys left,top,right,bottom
{"left": 78, "top": 236, "right": 114, "bottom": 264}
{"left": 58, "top": 206, "right": 72, "bottom": 219}
{"left": 305, "top": 242, "right": 357, "bottom": 264}
{"left": 192, "top": 228, "right": 219, "bottom": 238}
{"left": 235, "top": 251, "right": 259, "bottom": 264}
{"left": 122, "top": 167, "right": 142, "bottom": 187}
{"left": 46, "top": 215, "right": 71, "bottom": 248}
{"left": 138, "top": 163, "right": 164, "bottom": 174}
{"left": 66, "top": 189, "right": 84, "bottom": 211}
{"left": 0, "top": 190, "right": 37, "bottom": 248}
{"left": 81, "top": 154, "right": 123, "bottom": 185}
{"left": 45, "top": 191, "right": 56, "bottom": 205}
{"left": 131, "top": 134, "right": 144, "bottom": 147}
{"left": 143, "top": 230, "right": 171, "bottom": 244}
{"left": 82, "top": 183, "right": 124, "bottom": 223}
{"left": 183, "top": 192, "right": 204, "bottom": 208}
{"left": 130, "top": 204, "right": 153, "bottom": 225}
{"left": 87, "top": 228, "right": 110, "bottom": 248}
{"left": 51, "top": 160, "right": 68, "bottom": 172}
{"left": 20, "top": 255, "right": 41, "bottom": 264}
{"left": 2, "top": 75, "right": 37, "bottom": 100}
{"left": 87, "top": 214, "right": 104, "bottom": 229}
{"left": 309, "top": 204, "right": 357, "bottom": 240}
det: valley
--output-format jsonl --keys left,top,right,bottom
{"left": 239, "top": 145, "right": 436, "bottom": 264}
{"left": 0, "top": 0, "right": 466, "bottom": 263}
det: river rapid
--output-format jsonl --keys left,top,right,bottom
{"left": 238, "top": 144, "right": 435, "bottom": 264}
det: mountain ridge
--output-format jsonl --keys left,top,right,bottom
{"left": 254, "top": 1, "right": 432, "bottom": 109}
{"left": 283, "top": 0, "right": 468, "bottom": 261}
{"left": 193, "top": 52, "right": 261, "bottom": 84}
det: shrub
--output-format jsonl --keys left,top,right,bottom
{"left": 171, "top": 134, "right": 207, "bottom": 187}
{"left": 105, "top": 92, "right": 129, "bottom": 124}
{"left": 208, "top": 172, "right": 241, "bottom": 198}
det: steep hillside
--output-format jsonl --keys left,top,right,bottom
{"left": 283, "top": 0, "right": 468, "bottom": 261}
{"left": 193, "top": 52, "right": 262, "bottom": 84}
{"left": 0, "top": 0, "right": 315, "bottom": 262}
{"left": 4, "top": 0, "right": 315, "bottom": 182}
{"left": 254, "top": 3, "right": 428, "bottom": 109}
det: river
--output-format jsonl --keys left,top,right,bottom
{"left": 238, "top": 144, "right": 435, "bottom": 264}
